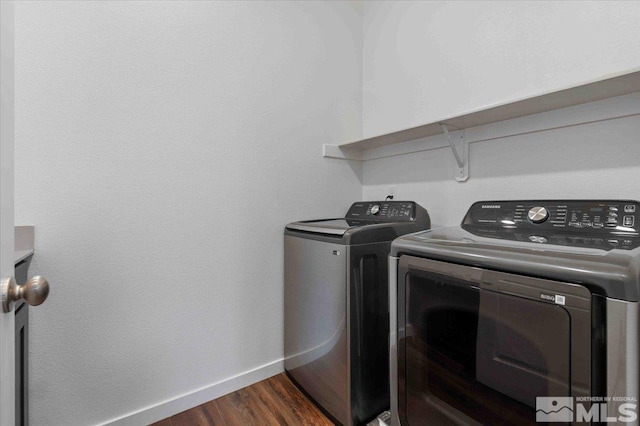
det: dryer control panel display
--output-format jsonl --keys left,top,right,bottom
{"left": 462, "top": 200, "right": 640, "bottom": 250}
{"left": 464, "top": 200, "right": 639, "bottom": 232}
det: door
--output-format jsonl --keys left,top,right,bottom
{"left": 0, "top": 1, "right": 16, "bottom": 424}
{"left": 393, "top": 255, "right": 601, "bottom": 426}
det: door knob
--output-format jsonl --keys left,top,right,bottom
{"left": 2, "top": 276, "right": 50, "bottom": 313}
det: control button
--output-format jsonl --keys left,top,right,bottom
{"left": 370, "top": 204, "right": 381, "bottom": 215}
{"left": 607, "top": 217, "right": 618, "bottom": 223}
{"left": 623, "top": 240, "right": 633, "bottom": 247}
{"left": 623, "top": 216, "right": 635, "bottom": 227}
{"left": 529, "top": 235, "right": 548, "bottom": 244}
{"left": 592, "top": 222, "right": 604, "bottom": 229}
{"left": 609, "top": 207, "right": 619, "bottom": 212}
{"left": 528, "top": 206, "right": 549, "bottom": 224}
{"left": 608, "top": 212, "right": 618, "bottom": 218}
{"left": 625, "top": 205, "right": 636, "bottom": 213}
{"left": 581, "top": 222, "right": 591, "bottom": 228}
{"left": 608, "top": 239, "right": 619, "bottom": 247}
{"left": 568, "top": 222, "right": 580, "bottom": 227}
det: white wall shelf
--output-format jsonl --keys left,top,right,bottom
{"left": 323, "top": 70, "right": 640, "bottom": 180}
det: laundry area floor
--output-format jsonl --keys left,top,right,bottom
{"left": 152, "top": 373, "right": 334, "bottom": 426}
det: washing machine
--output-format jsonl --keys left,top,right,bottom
{"left": 389, "top": 200, "right": 640, "bottom": 425}
{"left": 285, "top": 201, "right": 431, "bottom": 425}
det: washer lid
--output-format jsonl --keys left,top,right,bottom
{"left": 286, "top": 218, "right": 381, "bottom": 236}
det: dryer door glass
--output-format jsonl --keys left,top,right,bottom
{"left": 397, "top": 256, "right": 594, "bottom": 426}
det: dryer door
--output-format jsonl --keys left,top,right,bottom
{"left": 395, "top": 256, "right": 601, "bottom": 426}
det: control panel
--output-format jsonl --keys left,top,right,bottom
{"left": 346, "top": 201, "right": 416, "bottom": 221}
{"left": 462, "top": 200, "right": 640, "bottom": 250}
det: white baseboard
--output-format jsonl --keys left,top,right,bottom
{"left": 100, "top": 358, "right": 284, "bottom": 426}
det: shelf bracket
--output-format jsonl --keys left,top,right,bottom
{"left": 440, "top": 123, "right": 468, "bottom": 182}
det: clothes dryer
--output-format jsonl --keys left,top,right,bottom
{"left": 389, "top": 200, "right": 640, "bottom": 425}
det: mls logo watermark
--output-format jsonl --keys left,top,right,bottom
{"left": 536, "top": 397, "right": 638, "bottom": 423}
{"left": 536, "top": 397, "right": 573, "bottom": 422}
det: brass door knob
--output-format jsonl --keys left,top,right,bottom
{"left": 2, "top": 276, "right": 50, "bottom": 313}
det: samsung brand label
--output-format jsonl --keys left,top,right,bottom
{"left": 481, "top": 205, "right": 501, "bottom": 209}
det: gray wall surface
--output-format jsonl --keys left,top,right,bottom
{"left": 14, "top": 2, "right": 362, "bottom": 425}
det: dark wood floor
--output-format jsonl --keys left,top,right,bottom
{"left": 152, "top": 373, "right": 335, "bottom": 426}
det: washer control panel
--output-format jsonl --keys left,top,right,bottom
{"left": 346, "top": 201, "right": 416, "bottom": 221}
{"left": 463, "top": 200, "right": 639, "bottom": 233}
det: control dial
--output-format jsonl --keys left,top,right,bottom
{"left": 370, "top": 204, "right": 381, "bottom": 215}
{"left": 528, "top": 206, "right": 549, "bottom": 224}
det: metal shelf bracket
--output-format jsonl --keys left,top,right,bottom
{"left": 440, "top": 123, "right": 468, "bottom": 182}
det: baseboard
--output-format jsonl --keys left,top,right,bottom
{"left": 100, "top": 358, "right": 284, "bottom": 426}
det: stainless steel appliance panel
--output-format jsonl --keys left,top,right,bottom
{"left": 606, "top": 298, "right": 639, "bottom": 420}
{"left": 284, "top": 235, "right": 349, "bottom": 424}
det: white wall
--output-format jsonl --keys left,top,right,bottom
{"left": 363, "top": 1, "right": 640, "bottom": 138}
{"left": 362, "top": 93, "right": 640, "bottom": 227}
{"left": 14, "top": 2, "right": 362, "bottom": 425}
